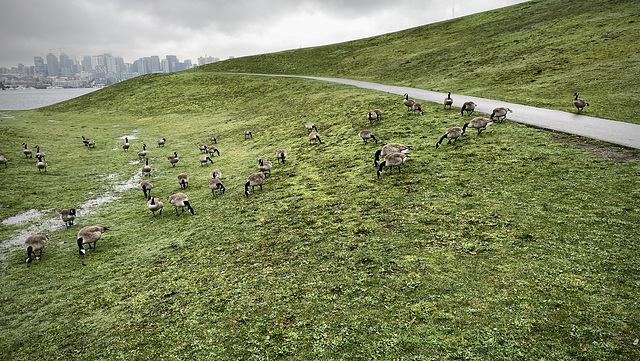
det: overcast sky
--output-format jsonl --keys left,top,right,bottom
{"left": 1, "top": 0, "right": 530, "bottom": 68}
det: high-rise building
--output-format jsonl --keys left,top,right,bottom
{"left": 82, "top": 56, "right": 93, "bottom": 72}
{"left": 165, "top": 55, "right": 178, "bottom": 73}
{"left": 59, "top": 53, "right": 72, "bottom": 77}
{"left": 34, "top": 56, "right": 46, "bottom": 76}
{"left": 46, "top": 53, "right": 59, "bottom": 77}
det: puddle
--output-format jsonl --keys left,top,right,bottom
{"left": 116, "top": 128, "right": 141, "bottom": 140}
{"left": 48, "top": 119, "right": 60, "bottom": 123}
{"left": 1, "top": 208, "right": 54, "bottom": 226}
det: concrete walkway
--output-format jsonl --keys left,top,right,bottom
{"left": 228, "top": 73, "right": 640, "bottom": 150}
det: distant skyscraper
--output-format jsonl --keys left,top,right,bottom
{"left": 59, "top": 53, "right": 72, "bottom": 77}
{"left": 34, "top": 56, "right": 46, "bottom": 76}
{"left": 46, "top": 53, "right": 59, "bottom": 77}
{"left": 165, "top": 55, "right": 178, "bottom": 73}
{"left": 82, "top": 56, "right": 93, "bottom": 72}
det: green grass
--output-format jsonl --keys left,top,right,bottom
{"left": 1, "top": 0, "right": 640, "bottom": 359}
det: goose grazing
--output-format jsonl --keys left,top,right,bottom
{"left": 198, "top": 143, "right": 208, "bottom": 153}
{"left": 209, "top": 178, "right": 226, "bottom": 197}
{"left": 77, "top": 226, "right": 109, "bottom": 257}
{"left": 258, "top": 159, "right": 273, "bottom": 173}
{"left": 444, "top": 92, "right": 453, "bottom": 110}
{"left": 206, "top": 145, "right": 220, "bottom": 157}
{"left": 490, "top": 107, "right": 513, "bottom": 123}
{"left": 157, "top": 138, "right": 166, "bottom": 147}
{"left": 167, "top": 152, "right": 179, "bottom": 167}
{"left": 573, "top": 93, "right": 589, "bottom": 113}
{"left": 137, "top": 144, "right": 147, "bottom": 158}
{"left": 210, "top": 169, "right": 222, "bottom": 179}
{"left": 436, "top": 126, "right": 463, "bottom": 149}
{"left": 403, "top": 93, "right": 415, "bottom": 111}
{"left": 0, "top": 153, "right": 7, "bottom": 168}
{"left": 142, "top": 158, "right": 151, "bottom": 176}
{"left": 374, "top": 143, "right": 412, "bottom": 166}
{"left": 209, "top": 135, "right": 217, "bottom": 144}
{"left": 309, "top": 131, "right": 322, "bottom": 144}
{"left": 167, "top": 193, "right": 194, "bottom": 216}
{"left": 367, "top": 111, "right": 379, "bottom": 125}
{"left": 60, "top": 208, "right": 76, "bottom": 228}
{"left": 177, "top": 173, "right": 189, "bottom": 189}
{"left": 35, "top": 145, "right": 45, "bottom": 159}
{"left": 25, "top": 235, "right": 47, "bottom": 267}
{"left": 22, "top": 143, "right": 32, "bottom": 158}
{"left": 244, "top": 130, "right": 253, "bottom": 139}
{"left": 461, "top": 101, "right": 476, "bottom": 116}
{"left": 377, "top": 153, "right": 408, "bottom": 178}
{"left": 82, "top": 136, "right": 90, "bottom": 146}
{"left": 412, "top": 102, "right": 424, "bottom": 115}
{"left": 358, "top": 130, "right": 378, "bottom": 144}
{"left": 121, "top": 137, "right": 130, "bottom": 151}
{"left": 147, "top": 196, "right": 163, "bottom": 217}
{"left": 462, "top": 117, "right": 493, "bottom": 136}
{"left": 36, "top": 155, "right": 47, "bottom": 172}
{"left": 245, "top": 172, "right": 268, "bottom": 197}
{"left": 82, "top": 136, "right": 95, "bottom": 147}
{"left": 276, "top": 149, "right": 287, "bottom": 164}
{"left": 140, "top": 180, "right": 153, "bottom": 198}
{"left": 373, "top": 108, "right": 382, "bottom": 120}
{"left": 199, "top": 155, "right": 214, "bottom": 166}
{"left": 305, "top": 122, "right": 318, "bottom": 132}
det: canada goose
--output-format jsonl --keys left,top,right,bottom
{"left": 199, "top": 155, "right": 214, "bottom": 166}
{"left": 167, "top": 193, "right": 194, "bottom": 216}
{"left": 137, "top": 144, "right": 147, "bottom": 158}
{"left": 140, "top": 180, "right": 153, "bottom": 198}
{"left": 309, "top": 131, "right": 322, "bottom": 144}
{"left": 198, "top": 143, "right": 208, "bottom": 153}
{"left": 412, "top": 102, "right": 423, "bottom": 115}
{"left": 167, "top": 152, "right": 179, "bottom": 167}
{"left": 142, "top": 158, "right": 151, "bottom": 176}
{"left": 461, "top": 101, "right": 476, "bottom": 116}
{"left": 206, "top": 145, "right": 220, "bottom": 157}
{"left": 403, "top": 93, "right": 415, "bottom": 111}
{"left": 373, "top": 108, "right": 382, "bottom": 120}
{"left": 77, "top": 226, "right": 109, "bottom": 257}
{"left": 0, "top": 153, "right": 7, "bottom": 168}
{"left": 573, "top": 93, "right": 589, "bottom": 113}
{"left": 210, "top": 169, "right": 222, "bottom": 179}
{"left": 22, "top": 143, "right": 32, "bottom": 158}
{"left": 367, "top": 111, "right": 379, "bottom": 125}
{"left": 276, "top": 149, "right": 287, "bottom": 164}
{"left": 258, "top": 159, "right": 273, "bottom": 173}
{"left": 147, "top": 196, "right": 163, "bottom": 217}
{"left": 209, "top": 178, "right": 226, "bottom": 196}
{"left": 36, "top": 155, "right": 47, "bottom": 172}
{"left": 444, "top": 92, "right": 453, "bottom": 110}
{"left": 436, "top": 126, "right": 463, "bottom": 149}
{"left": 373, "top": 143, "right": 412, "bottom": 166}
{"left": 35, "top": 145, "right": 45, "bottom": 159}
{"left": 82, "top": 136, "right": 95, "bottom": 147}
{"left": 25, "top": 235, "right": 47, "bottom": 266}
{"left": 305, "top": 122, "right": 318, "bottom": 132}
{"left": 60, "top": 208, "right": 76, "bottom": 228}
{"left": 82, "top": 136, "right": 90, "bottom": 146}
{"left": 121, "top": 137, "right": 130, "bottom": 151}
{"left": 462, "top": 117, "right": 493, "bottom": 136}
{"left": 177, "top": 173, "right": 189, "bottom": 189}
{"left": 244, "top": 130, "right": 253, "bottom": 139}
{"left": 157, "top": 138, "right": 166, "bottom": 147}
{"left": 377, "top": 153, "right": 408, "bottom": 178}
{"left": 490, "top": 107, "right": 513, "bottom": 123}
{"left": 358, "top": 130, "right": 378, "bottom": 144}
{"left": 245, "top": 172, "right": 268, "bottom": 197}
{"left": 209, "top": 135, "right": 217, "bottom": 144}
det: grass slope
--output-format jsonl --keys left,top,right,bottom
{"left": 198, "top": 0, "right": 640, "bottom": 125}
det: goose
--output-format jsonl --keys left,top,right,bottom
{"left": 137, "top": 144, "right": 147, "bottom": 158}
{"left": 121, "top": 137, "right": 130, "bottom": 151}
{"left": 462, "top": 117, "right": 493, "bottom": 136}
{"left": 25, "top": 235, "right": 47, "bottom": 267}
{"left": 377, "top": 153, "right": 408, "bottom": 178}
{"left": 167, "top": 152, "right": 179, "bottom": 167}
{"left": 142, "top": 158, "right": 151, "bottom": 176}
{"left": 35, "top": 145, "right": 45, "bottom": 159}
{"left": 373, "top": 108, "right": 382, "bottom": 120}
{"left": 305, "top": 122, "right": 318, "bottom": 132}
{"left": 85, "top": 138, "right": 95, "bottom": 148}
{"left": 444, "top": 92, "right": 453, "bottom": 110}
{"left": 209, "top": 178, "right": 226, "bottom": 196}
{"left": 412, "top": 102, "right": 423, "bottom": 115}
{"left": 22, "top": 143, "right": 32, "bottom": 158}
{"left": 244, "top": 130, "right": 253, "bottom": 139}
{"left": 82, "top": 136, "right": 90, "bottom": 146}
{"left": 258, "top": 159, "right": 273, "bottom": 173}
{"left": 461, "top": 101, "right": 476, "bottom": 116}
{"left": 157, "top": 138, "right": 166, "bottom": 147}
{"left": 167, "top": 193, "right": 194, "bottom": 216}
{"left": 209, "top": 135, "right": 217, "bottom": 144}
{"left": 147, "top": 196, "right": 163, "bottom": 217}
{"left": 177, "top": 173, "right": 189, "bottom": 189}
{"left": 374, "top": 143, "right": 412, "bottom": 166}
{"left": 367, "top": 111, "right": 379, "bottom": 125}
{"left": 490, "top": 107, "right": 512, "bottom": 123}
{"left": 309, "top": 131, "right": 322, "bottom": 144}
{"left": 573, "top": 93, "right": 589, "bottom": 113}
{"left": 358, "top": 130, "right": 378, "bottom": 144}
{"left": 60, "top": 208, "right": 76, "bottom": 228}
{"left": 245, "top": 172, "right": 268, "bottom": 197}
{"left": 436, "top": 126, "right": 463, "bottom": 149}
{"left": 198, "top": 143, "right": 208, "bottom": 153}
{"left": 36, "top": 155, "right": 47, "bottom": 172}
{"left": 206, "top": 145, "right": 220, "bottom": 157}
{"left": 199, "top": 155, "right": 214, "bottom": 166}
{"left": 140, "top": 180, "right": 153, "bottom": 198}
{"left": 276, "top": 149, "right": 287, "bottom": 164}
{"left": 403, "top": 93, "right": 415, "bottom": 111}
{"left": 77, "top": 226, "right": 109, "bottom": 257}
{"left": 0, "top": 153, "right": 7, "bottom": 168}
{"left": 210, "top": 169, "right": 222, "bottom": 179}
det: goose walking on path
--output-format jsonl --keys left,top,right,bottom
{"left": 573, "top": 93, "right": 589, "bottom": 113}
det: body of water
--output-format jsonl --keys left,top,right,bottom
{"left": 0, "top": 87, "right": 100, "bottom": 110}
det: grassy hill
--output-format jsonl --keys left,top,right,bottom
{"left": 1, "top": 0, "right": 639, "bottom": 359}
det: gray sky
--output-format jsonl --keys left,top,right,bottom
{"left": 1, "top": 0, "right": 530, "bottom": 67}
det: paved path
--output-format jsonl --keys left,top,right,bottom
{"left": 227, "top": 73, "right": 640, "bottom": 149}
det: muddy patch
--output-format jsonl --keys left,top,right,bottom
{"left": 551, "top": 133, "right": 640, "bottom": 162}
